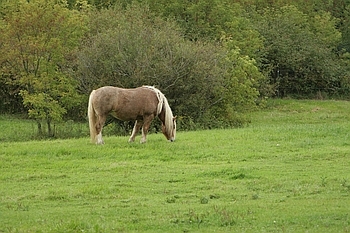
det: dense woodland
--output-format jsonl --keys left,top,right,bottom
{"left": 1, "top": 0, "right": 350, "bottom": 136}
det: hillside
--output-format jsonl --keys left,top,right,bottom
{"left": 1, "top": 99, "right": 350, "bottom": 232}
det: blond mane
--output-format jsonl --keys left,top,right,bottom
{"left": 142, "top": 85, "right": 176, "bottom": 139}
{"left": 142, "top": 86, "right": 163, "bottom": 115}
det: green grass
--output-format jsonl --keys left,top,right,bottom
{"left": 1, "top": 99, "right": 350, "bottom": 232}
{"left": 0, "top": 115, "right": 37, "bottom": 142}
{"left": 0, "top": 115, "right": 90, "bottom": 142}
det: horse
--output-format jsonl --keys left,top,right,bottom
{"left": 88, "top": 85, "right": 176, "bottom": 144}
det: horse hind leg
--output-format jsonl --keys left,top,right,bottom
{"left": 95, "top": 114, "right": 106, "bottom": 145}
{"left": 140, "top": 115, "right": 154, "bottom": 143}
{"left": 129, "top": 120, "right": 143, "bottom": 142}
{"left": 140, "top": 126, "right": 148, "bottom": 143}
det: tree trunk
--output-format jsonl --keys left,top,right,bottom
{"left": 47, "top": 120, "right": 53, "bottom": 137}
{"left": 37, "top": 121, "right": 42, "bottom": 135}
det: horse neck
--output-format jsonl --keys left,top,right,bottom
{"left": 158, "top": 105, "right": 166, "bottom": 124}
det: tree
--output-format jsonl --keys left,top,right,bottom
{"left": 253, "top": 5, "right": 346, "bottom": 97}
{"left": 335, "top": 2, "right": 350, "bottom": 53}
{"left": 0, "top": 0, "right": 87, "bottom": 136}
{"left": 145, "top": 0, "right": 263, "bottom": 58}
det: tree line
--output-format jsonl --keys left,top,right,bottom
{"left": 1, "top": 0, "right": 349, "bottom": 137}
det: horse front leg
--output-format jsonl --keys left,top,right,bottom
{"left": 129, "top": 120, "right": 143, "bottom": 142}
{"left": 140, "top": 127, "right": 147, "bottom": 144}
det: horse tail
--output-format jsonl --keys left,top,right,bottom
{"left": 88, "top": 90, "right": 97, "bottom": 143}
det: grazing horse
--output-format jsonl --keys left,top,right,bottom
{"left": 88, "top": 86, "right": 176, "bottom": 144}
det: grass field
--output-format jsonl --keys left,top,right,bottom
{"left": 1, "top": 99, "right": 350, "bottom": 232}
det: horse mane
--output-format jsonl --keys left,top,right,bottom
{"left": 142, "top": 85, "right": 175, "bottom": 137}
{"left": 142, "top": 86, "right": 164, "bottom": 115}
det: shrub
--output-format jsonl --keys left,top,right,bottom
{"left": 77, "top": 3, "right": 265, "bottom": 130}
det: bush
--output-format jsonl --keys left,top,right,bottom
{"left": 77, "top": 3, "right": 265, "bottom": 130}
{"left": 253, "top": 5, "right": 350, "bottom": 97}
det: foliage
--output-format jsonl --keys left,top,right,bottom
{"left": 252, "top": 5, "right": 349, "bottom": 97}
{"left": 151, "top": 0, "right": 239, "bottom": 41}
{"left": 337, "top": 3, "right": 350, "bottom": 53}
{"left": 141, "top": 0, "right": 265, "bottom": 60}
{"left": 77, "top": 3, "right": 265, "bottom": 128}
{"left": 145, "top": 0, "right": 350, "bottom": 98}
{"left": 0, "top": 0, "right": 87, "bottom": 136}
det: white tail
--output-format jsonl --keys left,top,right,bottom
{"left": 88, "top": 90, "right": 97, "bottom": 143}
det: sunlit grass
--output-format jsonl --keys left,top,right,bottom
{"left": 1, "top": 99, "right": 350, "bottom": 232}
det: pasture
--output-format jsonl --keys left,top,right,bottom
{"left": 1, "top": 99, "right": 350, "bottom": 232}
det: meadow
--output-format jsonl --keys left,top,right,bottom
{"left": 1, "top": 99, "right": 350, "bottom": 232}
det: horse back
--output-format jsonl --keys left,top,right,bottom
{"left": 92, "top": 86, "right": 159, "bottom": 121}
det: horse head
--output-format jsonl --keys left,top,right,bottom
{"left": 162, "top": 116, "right": 176, "bottom": 142}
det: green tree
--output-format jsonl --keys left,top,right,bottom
{"left": 146, "top": 0, "right": 263, "bottom": 57}
{"left": 335, "top": 2, "right": 350, "bottom": 53}
{"left": 0, "top": 0, "right": 87, "bottom": 136}
{"left": 205, "top": 47, "right": 265, "bottom": 127}
{"left": 253, "top": 5, "right": 346, "bottom": 97}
